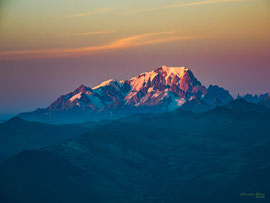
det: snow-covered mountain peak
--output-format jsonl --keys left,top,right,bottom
{"left": 128, "top": 71, "right": 157, "bottom": 91}
{"left": 126, "top": 66, "right": 190, "bottom": 92}
{"left": 73, "top": 84, "right": 92, "bottom": 94}
{"left": 92, "top": 79, "right": 128, "bottom": 94}
{"left": 69, "top": 92, "right": 83, "bottom": 102}
{"left": 156, "top": 66, "right": 188, "bottom": 78}
{"left": 93, "top": 79, "right": 118, "bottom": 89}
{"left": 19, "top": 65, "right": 235, "bottom": 123}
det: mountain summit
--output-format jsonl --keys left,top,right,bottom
{"left": 124, "top": 66, "right": 207, "bottom": 107}
{"left": 19, "top": 66, "right": 233, "bottom": 123}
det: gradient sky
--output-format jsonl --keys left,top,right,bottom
{"left": 0, "top": 0, "right": 270, "bottom": 118}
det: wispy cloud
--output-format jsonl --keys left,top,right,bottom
{"left": 69, "top": 8, "right": 113, "bottom": 18}
{"left": 125, "top": 0, "right": 250, "bottom": 14}
{"left": 0, "top": 32, "right": 195, "bottom": 60}
{"left": 72, "top": 31, "right": 116, "bottom": 36}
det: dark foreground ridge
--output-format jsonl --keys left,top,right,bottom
{"left": 1, "top": 100, "right": 270, "bottom": 203}
{"left": 0, "top": 116, "right": 91, "bottom": 164}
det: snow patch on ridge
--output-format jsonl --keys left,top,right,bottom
{"left": 69, "top": 93, "right": 82, "bottom": 102}
{"left": 160, "top": 66, "right": 188, "bottom": 81}
{"left": 129, "top": 71, "right": 158, "bottom": 91}
{"left": 93, "top": 79, "right": 123, "bottom": 90}
{"left": 165, "top": 91, "right": 186, "bottom": 111}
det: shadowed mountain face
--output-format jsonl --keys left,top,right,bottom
{"left": 238, "top": 92, "right": 270, "bottom": 108}
{"left": 0, "top": 117, "right": 91, "bottom": 164}
{"left": 18, "top": 66, "right": 234, "bottom": 124}
{"left": 203, "top": 85, "right": 233, "bottom": 105}
{"left": 237, "top": 92, "right": 269, "bottom": 103}
{"left": 1, "top": 100, "right": 270, "bottom": 203}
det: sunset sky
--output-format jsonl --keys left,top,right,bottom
{"left": 0, "top": 0, "right": 270, "bottom": 118}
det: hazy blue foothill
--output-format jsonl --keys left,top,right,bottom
{"left": 0, "top": 117, "right": 92, "bottom": 164}
{"left": 0, "top": 100, "right": 270, "bottom": 203}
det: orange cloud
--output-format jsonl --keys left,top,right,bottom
{"left": 0, "top": 32, "right": 194, "bottom": 60}
{"left": 125, "top": 0, "right": 251, "bottom": 14}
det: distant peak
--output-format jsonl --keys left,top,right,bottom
{"left": 73, "top": 84, "right": 92, "bottom": 94}
{"left": 160, "top": 65, "right": 188, "bottom": 71}
{"left": 208, "top": 84, "right": 218, "bottom": 88}
{"left": 208, "top": 85, "right": 225, "bottom": 91}
{"left": 157, "top": 65, "right": 188, "bottom": 72}
{"left": 79, "top": 84, "right": 88, "bottom": 89}
{"left": 5, "top": 116, "right": 25, "bottom": 124}
{"left": 92, "top": 79, "right": 119, "bottom": 89}
{"left": 154, "top": 66, "right": 189, "bottom": 78}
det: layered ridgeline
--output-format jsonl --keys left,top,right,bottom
{"left": 0, "top": 117, "right": 91, "bottom": 164}
{"left": 1, "top": 100, "right": 270, "bottom": 203}
{"left": 19, "top": 66, "right": 233, "bottom": 124}
{"left": 238, "top": 92, "right": 270, "bottom": 108}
